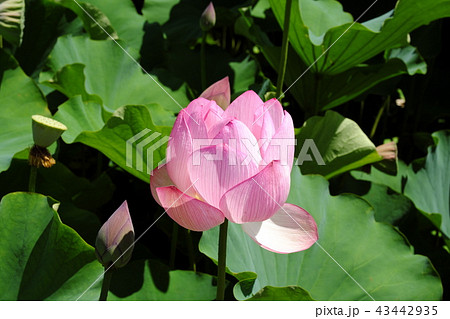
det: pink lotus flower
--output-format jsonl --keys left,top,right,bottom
{"left": 150, "top": 86, "right": 318, "bottom": 254}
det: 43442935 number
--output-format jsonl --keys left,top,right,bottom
{"left": 376, "top": 306, "right": 438, "bottom": 316}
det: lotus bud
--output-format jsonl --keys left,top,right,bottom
{"left": 395, "top": 89, "right": 406, "bottom": 108}
{"left": 200, "top": 76, "right": 230, "bottom": 109}
{"left": 32, "top": 115, "right": 67, "bottom": 148}
{"left": 200, "top": 2, "right": 216, "bottom": 31}
{"left": 376, "top": 141, "right": 397, "bottom": 161}
{"left": 373, "top": 140, "right": 398, "bottom": 175}
{"left": 95, "top": 201, "right": 135, "bottom": 269}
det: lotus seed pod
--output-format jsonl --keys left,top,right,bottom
{"left": 31, "top": 115, "right": 67, "bottom": 148}
{"left": 200, "top": 2, "right": 216, "bottom": 31}
{"left": 95, "top": 201, "right": 135, "bottom": 269}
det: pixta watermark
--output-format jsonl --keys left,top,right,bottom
{"left": 126, "top": 129, "right": 325, "bottom": 174}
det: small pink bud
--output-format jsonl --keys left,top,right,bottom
{"left": 200, "top": 76, "right": 230, "bottom": 109}
{"left": 200, "top": 2, "right": 216, "bottom": 31}
{"left": 376, "top": 141, "right": 397, "bottom": 161}
{"left": 95, "top": 201, "right": 135, "bottom": 268}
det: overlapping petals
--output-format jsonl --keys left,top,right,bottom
{"left": 219, "top": 161, "right": 290, "bottom": 223}
{"left": 188, "top": 143, "right": 259, "bottom": 208}
{"left": 212, "top": 119, "right": 262, "bottom": 164}
{"left": 156, "top": 186, "right": 224, "bottom": 231}
{"left": 150, "top": 164, "right": 173, "bottom": 206}
{"left": 224, "top": 90, "right": 264, "bottom": 132}
{"left": 165, "top": 111, "right": 200, "bottom": 196}
{"left": 151, "top": 80, "right": 318, "bottom": 254}
{"left": 260, "top": 111, "right": 295, "bottom": 169}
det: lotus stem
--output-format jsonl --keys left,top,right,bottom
{"left": 359, "top": 100, "right": 365, "bottom": 123}
{"left": 187, "top": 229, "right": 197, "bottom": 272}
{"left": 201, "top": 31, "right": 207, "bottom": 90}
{"left": 28, "top": 165, "right": 37, "bottom": 193}
{"left": 313, "top": 73, "right": 322, "bottom": 116}
{"left": 0, "top": 35, "right": 3, "bottom": 48}
{"left": 275, "top": 0, "right": 293, "bottom": 99}
{"left": 370, "top": 96, "right": 390, "bottom": 139}
{"left": 169, "top": 222, "right": 179, "bottom": 269}
{"left": 216, "top": 219, "right": 228, "bottom": 300}
{"left": 99, "top": 267, "right": 113, "bottom": 301}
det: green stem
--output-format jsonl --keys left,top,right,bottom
{"left": 99, "top": 267, "right": 113, "bottom": 301}
{"left": 275, "top": 0, "right": 293, "bottom": 99}
{"left": 186, "top": 229, "right": 196, "bottom": 272}
{"left": 412, "top": 59, "right": 433, "bottom": 133}
{"left": 216, "top": 220, "right": 228, "bottom": 301}
{"left": 0, "top": 35, "right": 3, "bottom": 49}
{"left": 81, "top": 145, "right": 87, "bottom": 177}
{"left": 359, "top": 100, "right": 365, "bottom": 124}
{"left": 370, "top": 96, "right": 390, "bottom": 139}
{"left": 313, "top": 73, "right": 322, "bottom": 116}
{"left": 201, "top": 31, "right": 207, "bottom": 90}
{"left": 29, "top": 165, "right": 37, "bottom": 193}
{"left": 96, "top": 151, "right": 103, "bottom": 179}
{"left": 169, "top": 222, "right": 179, "bottom": 269}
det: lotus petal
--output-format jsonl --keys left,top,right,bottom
{"left": 242, "top": 203, "right": 318, "bottom": 254}
{"left": 219, "top": 161, "right": 290, "bottom": 223}
{"left": 157, "top": 186, "right": 224, "bottom": 231}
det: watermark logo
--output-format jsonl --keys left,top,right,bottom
{"left": 126, "top": 129, "right": 325, "bottom": 174}
{"left": 126, "top": 128, "right": 169, "bottom": 175}
{"left": 295, "top": 139, "right": 325, "bottom": 166}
